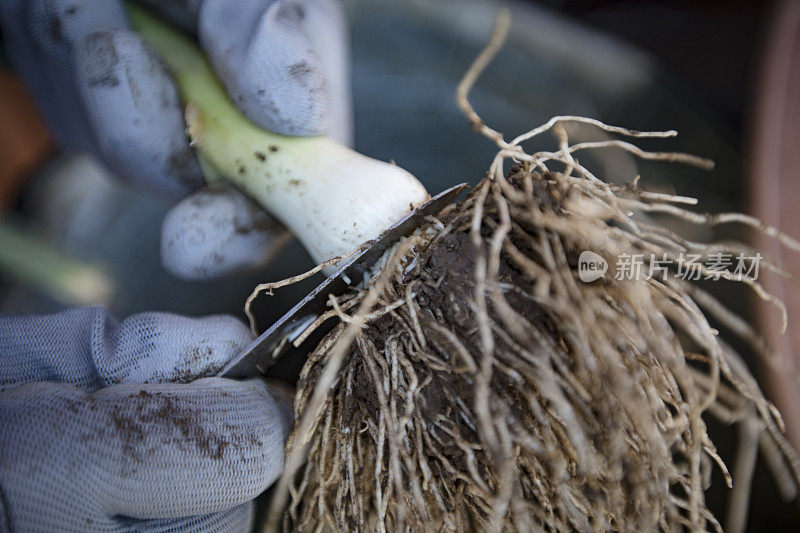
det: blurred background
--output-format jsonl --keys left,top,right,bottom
{"left": 1, "top": 0, "right": 798, "bottom": 529}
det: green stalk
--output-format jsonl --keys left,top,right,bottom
{"left": 127, "top": 3, "right": 428, "bottom": 266}
{"left": 0, "top": 219, "right": 114, "bottom": 306}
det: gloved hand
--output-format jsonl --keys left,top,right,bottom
{"left": 0, "top": 0, "right": 352, "bottom": 279}
{"left": 0, "top": 306, "right": 293, "bottom": 532}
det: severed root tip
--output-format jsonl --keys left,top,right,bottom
{"left": 185, "top": 102, "right": 201, "bottom": 145}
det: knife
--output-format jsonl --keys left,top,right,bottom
{"left": 218, "top": 183, "right": 468, "bottom": 378}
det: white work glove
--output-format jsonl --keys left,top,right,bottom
{"left": 0, "top": 0, "right": 352, "bottom": 279}
{"left": 0, "top": 306, "right": 293, "bottom": 532}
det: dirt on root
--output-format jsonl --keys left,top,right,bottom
{"left": 282, "top": 160, "right": 800, "bottom": 532}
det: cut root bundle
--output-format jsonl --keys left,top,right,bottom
{"left": 259, "top": 11, "right": 800, "bottom": 533}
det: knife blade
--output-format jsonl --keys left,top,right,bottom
{"left": 218, "top": 183, "right": 468, "bottom": 378}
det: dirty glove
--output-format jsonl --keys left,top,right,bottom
{"left": 0, "top": 306, "right": 293, "bottom": 532}
{"left": 0, "top": 0, "right": 351, "bottom": 279}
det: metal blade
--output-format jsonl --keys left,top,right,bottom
{"left": 219, "top": 183, "right": 468, "bottom": 378}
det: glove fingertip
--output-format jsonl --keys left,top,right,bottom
{"left": 198, "top": 0, "right": 336, "bottom": 137}
{"left": 161, "top": 186, "right": 291, "bottom": 280}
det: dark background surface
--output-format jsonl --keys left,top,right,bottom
{"left": 541, "top": 0, "right": 766, "bottom": 143}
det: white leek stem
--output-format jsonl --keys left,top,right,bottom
{"left": 127, "top": 4, "right": 429, "bottom": 265}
